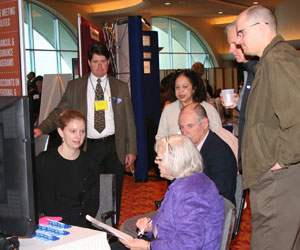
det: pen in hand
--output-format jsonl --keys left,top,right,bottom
{"left": 137, "top": 219, "right": 153, "bottom": 238}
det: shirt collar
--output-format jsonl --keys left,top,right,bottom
{"left": 243, "top": 59, "right": 259, "bottom": 72}
{"left": 90, "top": 72, "right": 108, "bottom": 83}
{"left": 196, "top": 130, "right": 210, "bottom": 151}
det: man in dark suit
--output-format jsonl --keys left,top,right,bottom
{"left": 179, "top": 103, "right": 236, "bottom": 204}
{"left": 34, "top": 43, "right": 137, "bottom": 225}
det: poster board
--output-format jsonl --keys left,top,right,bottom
{"left": 116, "top": 21, "right": 130, "bottom": 86}
{"left": 38, "top": 74, "right": 71, "bottom": 124}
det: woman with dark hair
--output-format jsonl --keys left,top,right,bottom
{"left": 155, "top": 70, "right": 222, "bottom": 141}
{"left": 36, "top": 110, "right": 99, "bottom": 227}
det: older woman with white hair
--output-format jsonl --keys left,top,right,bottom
{"left": 112, "top": 134, "right": 224, "bottom": 250}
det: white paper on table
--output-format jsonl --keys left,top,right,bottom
{"left": 86, "top": 215, "right": 133, "bottom": 241}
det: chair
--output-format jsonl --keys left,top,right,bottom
{"left": 95, "top": 174, "right": 117, "bottom": 228}
{"left": 220, "top": 198, "right": 236, "bottom": 250}
{"left": 232, "top": 173, "right": 246, "bottom": 240}
{"left": 34, "top": 134, "right": 49, "bottom": 156}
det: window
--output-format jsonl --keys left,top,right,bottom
{"left": 152, "top": 17, "right": 216, "bottom": 70}
{"left": 24, "top": 1, "right": 77, "bottom": 76}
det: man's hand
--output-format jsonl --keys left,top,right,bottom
{"left": 220, "top": 92, "right": 239, "bottom": 109}
{"left": 125, "top": 154, "right": 136, "bottom": 168}
{"left": 34, "top": 128, "right": 43, "bottom": 138}
{"left": 270, "top": 162, "right": 282, "bottom": 171}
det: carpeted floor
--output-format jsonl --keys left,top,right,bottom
{"left": 119, "top": 172, "right": 251, "bottom": 249}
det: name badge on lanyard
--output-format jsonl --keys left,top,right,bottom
{"left": 95, "top": 100, "right": 108, "bottom": 111}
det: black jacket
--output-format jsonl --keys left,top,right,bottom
{"left": 201, "top": 131, "right": 237, "bottom": 205}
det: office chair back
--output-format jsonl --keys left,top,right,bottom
{"left": 95, "top": 174, "right": 117, "bottom": 228}
{"left": 35, "top": 134, "right": 49, "bottom": 155}
{"left": 220, "top": 198, "right": 236, "bottom": 250}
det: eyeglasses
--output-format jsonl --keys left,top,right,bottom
{"left": 155, "top": 157, "right": 163, "bottom": 164}
{"left": 155, "top": 136, "right": 175, "bottom": 164}
{"left": 237, "top": 22, "right": 268, "bottom": 38}
{"left": 166, "top": 136, "right": 175, "bottom": 157}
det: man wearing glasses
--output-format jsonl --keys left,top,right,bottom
{"left": 236, "top": 5, "right": 300, "bottom": 250}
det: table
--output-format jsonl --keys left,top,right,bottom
{"left": 19, "top": 226, "right": 111, "bottom": 250}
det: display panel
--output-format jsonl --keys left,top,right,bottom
{"left": 0, "top": 96, "right": 37, "bottom": 237}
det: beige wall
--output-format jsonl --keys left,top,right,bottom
{"left": 276, "top": 0, "right": 300, "bottom": 40}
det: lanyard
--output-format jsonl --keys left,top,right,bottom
{"left": 90, "top": 76, "right": 108, "bottom": 96}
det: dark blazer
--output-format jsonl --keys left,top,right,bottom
{"left": 201, "top": 131, "right": 237, "bottom": 205}
{"left": 38, "top": 75, "right": 137, "bottom": 164}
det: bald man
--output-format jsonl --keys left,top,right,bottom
{"left": 236, "top": 5, "right": 300, "bottom": 250}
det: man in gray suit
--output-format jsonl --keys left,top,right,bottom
{"left": 34, "top": 43, "right": 137, "bottom": 225}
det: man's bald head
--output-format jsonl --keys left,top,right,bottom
{"left": 179, "top": 103, "right": 209, "bottom": 147}
{"left": 236, "top": 5, "right": 277, "bottom": 57}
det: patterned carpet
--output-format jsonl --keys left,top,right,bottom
{"left": 119, "top": 172, "right": 251, "bottom": 249}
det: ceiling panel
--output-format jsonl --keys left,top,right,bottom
{"left": 56, "top": 0, "right": 287, "bottom": 17}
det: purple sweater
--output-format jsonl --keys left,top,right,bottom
{"left": 148, "top": 173, "right": 224, "bottom": 250}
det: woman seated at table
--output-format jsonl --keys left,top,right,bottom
{"left": 111, "top": 134, "right": 224, "bottom": 250}
{"left": 155, "top": 70, "right": 222, "bottom": 141}
{"left": 36, "top": 110, "right": 99, "bottom": 227}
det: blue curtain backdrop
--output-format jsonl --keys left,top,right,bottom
{"left": 128, "top": 16, "right": 148, "bottom": 180}
{"left": 128, "top": 17, "right": 161, "bottom": 180}
{"left": 142, "top": 30, "right": 161, "bottom": 174}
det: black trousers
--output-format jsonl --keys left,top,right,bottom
{"left": 110, "top": 236, "right": 153, "bottom": 250}
{"left": 87, "top": 135, "right": 124, "bottom": 226}
{"left": 110, "top": 242, "right": 128, "bottom": 250}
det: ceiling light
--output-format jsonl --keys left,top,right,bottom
{"left": 253, "top": 1, "right": 258, "bottom": 4}
{"left": 165, "top": 2, "right": 171, "bottom": 5}
{"left": 218, "top": 11, "right": 223, "bottom": 14}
